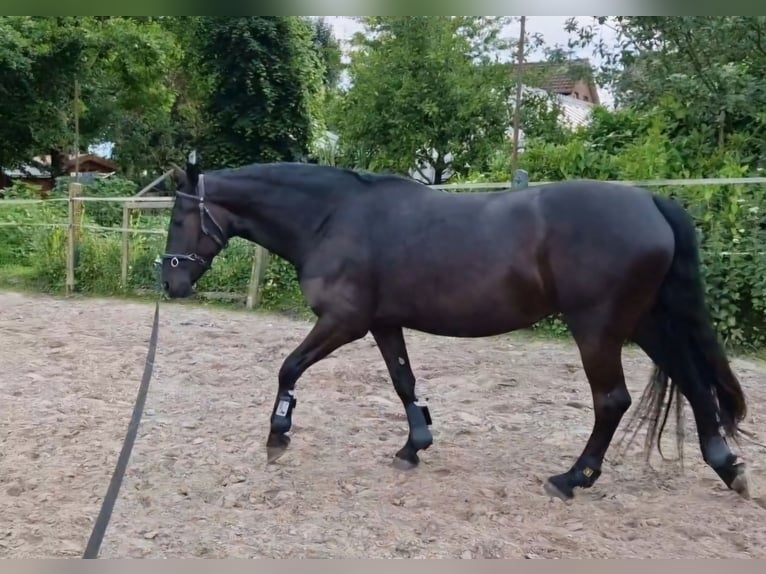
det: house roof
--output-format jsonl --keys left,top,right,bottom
{"left": 552, "top": 92, "right": 596, "bottom": 129}
{"left": 2, "top": 165, "right": 50, "bottom": 179}
{"left": 515, "top": 85, "right": 595, "bottom": 129}
{"left": 2, "top": 153, "right": 117, "bottom": 181}
{"left": 63, "top": 153, "right": 118, "bottom": 172}
{"left": 32, "top": 153, "right": 118, "bottom": 173}
{"left": 510, "top": 58, "right": 600, "bottom": 105}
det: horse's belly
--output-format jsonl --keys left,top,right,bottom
{"left": 374, "top": 273, "right": 552, "bottom": 337}
{"left": 401, "top": 311, "right": 545, "bottom": 338}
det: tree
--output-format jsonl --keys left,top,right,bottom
{"left": 0, "top": 17, "right": 181, "bottom": 175}
{"left": 183, "top": 16, "right": 326, "bottom": 169}
{"left": 566, "top": 16, "right": 766, "bottom": 172}
{"left": 109, "top": 17, "right": 208, "bottom": 179}
{"left": 335, "top": 16, "right": 515, "bottom": 184}
{"left": 0, "top": 17, "right": 84, "bottom": 171}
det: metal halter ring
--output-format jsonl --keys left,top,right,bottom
{"left": 170, "top": 257, "right": 179, "bottom": 268}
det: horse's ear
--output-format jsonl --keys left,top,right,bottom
{"left": 185, "top": 149, "right": 201, "bottom": 189}
{"left": 186, "top": 162, "right": 200, "bottom": 189}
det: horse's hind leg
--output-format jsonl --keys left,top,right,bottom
{"left": 545, "top": 308, "right": 632, "bottom": 500}
{"left": 371, "top": 325, "right": 433, "bottom": 469}
{"left": 630, "top": 311, "right": 747, "bottom": 496}
{"left": 266, "top": 314, "right": 367, "bottom": 463}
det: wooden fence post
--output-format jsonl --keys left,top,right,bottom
{"left": 512, "top": 169, "right": 529, "bottom": 190}
{"left": 246, "top": 245, "right": 269, "bottom": 310}
{"left": 121, "top": 204, "right": 130, "bottom": 290}
{"left": 66, "top": 182, "right": 83, "bottom": 296}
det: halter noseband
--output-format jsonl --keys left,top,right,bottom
{"left": 162, "top": 174, "right": 228, "bottom": 269}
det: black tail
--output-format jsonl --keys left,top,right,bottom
{"left": 623, "top": 194, "right": 747, "bottom": 461}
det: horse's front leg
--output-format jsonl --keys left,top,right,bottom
{"left": 267, "top": 314, "right": 367, "bottom": 462}
{"left": 371, "top": 325, "right": 433, "bottom": 469}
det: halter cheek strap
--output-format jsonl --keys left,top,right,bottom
{"left": 162, "top": 174, "right": 229, "bottom": 268}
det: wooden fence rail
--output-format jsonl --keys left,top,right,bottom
{"left": 3, "top": 174, "right": 766, "bottom": 308}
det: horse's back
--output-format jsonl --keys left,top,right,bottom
{"left": 534, "top": 179, "right": 675, "bottom": 311}
{"left": 535, "top": 179, "right": 674, "bottom": 251}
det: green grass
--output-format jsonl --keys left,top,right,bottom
{"left": 0, "top": 264, "right": 37, "bottom": 290}
{"left": 0, "top": 261, "right": 312, "bottom": 320}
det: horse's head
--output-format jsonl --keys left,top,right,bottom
{"left": 161, "top": 158, "right": 230, "bottom": 298}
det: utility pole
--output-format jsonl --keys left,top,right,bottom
{"left": 73, "top": 78, "right": 80, "bottom": 182}
{"left": 511, "top": 15, "right": 526, "bottom": 175}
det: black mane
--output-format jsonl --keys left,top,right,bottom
{"left": 210, "top": 161, "right": 421, "bottom": 193}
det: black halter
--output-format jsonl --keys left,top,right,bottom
{"left": 162, "top": 174, "right": 228, "bottom": 269}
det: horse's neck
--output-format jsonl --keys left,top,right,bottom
{"left": 215, "top": 175, "right": 331, "bottom": 266}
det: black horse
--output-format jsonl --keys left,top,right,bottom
{"left": 161, "top": 159, "right": 750, "bottom": 501}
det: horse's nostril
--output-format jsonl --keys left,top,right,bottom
{"left": 163, "top": 281, "right": 170, "bottom": 292}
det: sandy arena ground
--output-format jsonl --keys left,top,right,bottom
{"left": 1, "top": 290, "right": 766, "bottom": 558}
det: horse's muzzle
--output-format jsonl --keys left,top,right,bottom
{"left": 163, "top": 278, "right": 195, "bottom": 299}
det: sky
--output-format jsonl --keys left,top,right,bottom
{"left": 323, "top": 16, "right": 618, "bottom": 107}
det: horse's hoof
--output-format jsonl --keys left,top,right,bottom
{"left": 392, "top": 455, "right": 419, "bottom": 471}
{"left": 543, "top": 478, "right": 574, "bottom": 501}
{"left": 266, "top": 446, "right": 288, "bottom": 464}
{"left": 265, "top": 433, "right": 290, "bottom": 464}
{"left": 730, "top": 463, "right": 750, "bottom": 499}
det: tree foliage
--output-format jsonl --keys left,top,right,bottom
{"left": 176, "top": 17, "right": 325, "bottom": 169}
{"left": 1, "top": 16, "right": 337, "bottom": 177}
{"left": 334, "top": 16, "right": 515, "bottom": 183}
{"left": 0, "top": 17, "right": 181, "bottom": 174}
{"left": 567, "top": 16, "right": 766, "bottom": 172}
